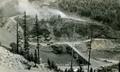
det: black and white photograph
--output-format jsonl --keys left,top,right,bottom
{"left": 0, "top": 0, "right": 120, "bottom": 72}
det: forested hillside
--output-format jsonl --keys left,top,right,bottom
{"left": 58, "top": 0, "right": 120, "bottom": 30}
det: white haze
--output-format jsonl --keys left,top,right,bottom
{"left": 18, "top": 0, "right": 40, "bottom": 16}
{"left": 17, "top": 0, "right": 85, "bottom": 21}
{"left": 18, "top": 0, "right": 67, "bottom": 19}
{"left": 0, "top": 0, "right": 85, "bottom": 21}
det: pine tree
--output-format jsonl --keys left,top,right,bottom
{"left": 34, "top": 49, "right": 38, "bottom": 67}
{"left": 47, "top": 58, "right": 52, "bottom": 69}
{"left": 118, "top": 61, "right": 120, "bottom": 72}
{"left": 79, "top": 65, "right": 83, "bottom": 72}
{"left": 47, "top": 58, "right": 51, "bottom": 66}
{"left": 31, "top": 53, "right": 34, "bottom": 61}
{"left": 19, "top": 47, "right": 24, "bottom": 55}
{"left": 90, "top": 68, "right": 93, "bottom": 72}
{"left": 88, "top": 26, "right": 93, "bottom": 72}
{"left": 76, "top": 68, "right": 80, "bottom": 72}
{"left": 69, "top": 49, "right": 74, "bottom": 72}
{"left": 27, "top": 52, "right": 31, "bottom": 61}
{"left": 65, "top": 68, "right": 68, "bottom": 72}
{"left": 51, "top": 61, "right": 55, "bottom": 69}
{"left": 16, "top": 22, "right": 19, "bottom": 53}
{"left": 29, "top": 53, "right": 32, "bottom": 61}
{"left": 35, "top": 15, "right": 40, "bottom": 64}
{"left": 23, "top": 12, "right": 29, "bottom": 58}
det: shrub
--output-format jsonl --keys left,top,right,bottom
{"left": 10, "top": 42, "right": 17, "bottom": 53}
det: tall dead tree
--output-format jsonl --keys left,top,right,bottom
{"left": 35, "top": 15, "right": 40, "bottom": 64}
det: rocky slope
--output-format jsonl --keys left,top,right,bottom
{"left": 0, "top": 46, "right": 54, "bottom": 72}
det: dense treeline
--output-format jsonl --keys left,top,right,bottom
{"left": 30, "top": 16, "right": 117, "bottom": 41}
{"left": 58, "top": 0, "right": 120, "bottom": 30}
{"left": 16, "top": 14, "right": 120, "bottom": 41}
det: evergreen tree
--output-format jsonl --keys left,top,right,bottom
{"left": 10, "top": 42, "right": 17, "bottom": 53}
{"left": 16, "top": 22, "right": 19, "bottom": 53}
{"left": 23, "top": 12, "right": 29, "bottom": 59}
{"left": 31, "top": 53, "right": 34, "bottom": 61}
{"left": 29, "top": 53, "right": 33, "bottom": 61}
{"left": 27, "top": 52, "right": 31, "bottom": 61}
{"left": 69, "top": 49, "right": 74, "bottom": 72}
{"left": 87, "top": 26, "right": 93, "bottom": 72}
{"left": 79, "top": 65, "right": 83, "bottom": 72}
{"left": 47, "top": 58, "right": 51, "bottom": 66}
{"left": 65, "top": 68, "right": 68, "bottom": 72}
{"left": 34, "top": 49, "right": 38, "bottom": 67}
{"left": 76, "top": 68, "right": 80, "bottom": 72}
{"left": 16, "top": 20, "right": 24, "bottom": 55}
{"left": 19, "top": 47, "right": 24, "bottom": 55}
{"left": 47, "top": 58, "right": 52, "bottom": 69}
{"left": 90, "top": 68, "right": 93, "bottom": 72}
{"left": 51, "top": 61, "right": 55, "bottom": 69}
{"left": 35, "top": 15, "right": 40, "bottom": 64}
{"left": 118, "top": 61, "right": 120, "bottom": 72}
